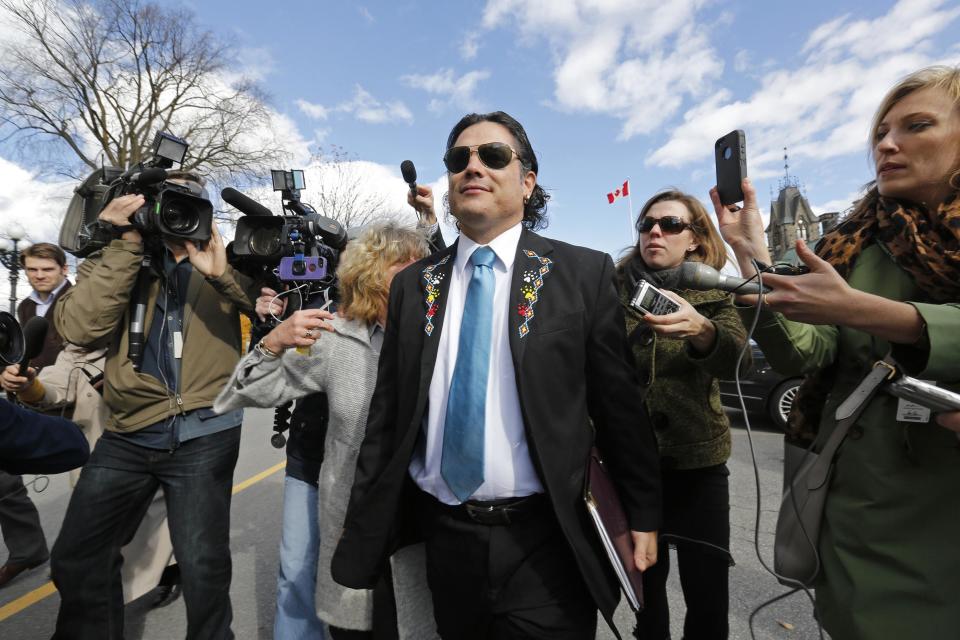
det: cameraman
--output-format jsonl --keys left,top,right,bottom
{"left": 50, "top": 173, "right": 261, "bottom": 639}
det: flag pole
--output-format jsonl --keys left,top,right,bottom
{"left": 626, "top": 178, "right": 635, "bottom": 244}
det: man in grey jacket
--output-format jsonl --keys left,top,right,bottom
{"left": 50, "top": 180, "right": 261, "bottom": 640}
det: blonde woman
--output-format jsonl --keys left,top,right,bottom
{"left": 714, "top": 66, "right": 960, "bottom": 638}
{"left": 215, "top": 222, "right": 430, "bottom": 639}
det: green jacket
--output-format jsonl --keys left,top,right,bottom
{"left": 619, "top": 283, "right": 748, "bottom": 470}
{"left": 744, "top": 244, "right": 960, "bottom": 639}
{"left": 54, "top": 239, "right": 259, "bottom": 432}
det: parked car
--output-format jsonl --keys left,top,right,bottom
{"left": 719, "top": 341, "right": 801, "bottom": 430}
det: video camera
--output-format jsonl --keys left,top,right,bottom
{"left": 60, "top": 132, "right": 214, "bottom": 257}
{"left": 224, "top": 169, "right": 347, "bottom": 307}
{"left": 0, "top": 312, "right": 24, "bottom": 367}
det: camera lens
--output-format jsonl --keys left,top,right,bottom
{"left": 249, "top": 227, "right": 281, "bottom": 257}
{"left": 0, "top": 311, "right": 25, "bottom": 366}
{"left": 723, "top": 146, "right": 732, "bottom": 160}
{"left": 160, "top": 199, "right": 200, "bottom": 235}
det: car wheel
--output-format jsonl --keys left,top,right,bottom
{"left": 768, "top": 379, "right": 801, "bottom": 430}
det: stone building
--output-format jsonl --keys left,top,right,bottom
{"left": 766, "top": 150, "right": 840, "bottom": 263}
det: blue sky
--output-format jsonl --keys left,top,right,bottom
{"left": 2, "top": 0, "right": 960, "bottom": 299}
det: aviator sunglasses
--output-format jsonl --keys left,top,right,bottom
{"left": 637, "top": 215, "right": 692, "bottom": 235}
{"left": 443, "top": 142, "right": 521, "bottom": 173}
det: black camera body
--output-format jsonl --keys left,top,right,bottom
{"left": 60, "top": 132, "right": 213, "bottom": 257}
{"left": 226, "top": 170, "right": 347, "bottom": 291}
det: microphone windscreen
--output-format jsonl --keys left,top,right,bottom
{"left": 132, "top": 167, "right": 168, "bottom": 185}
{"left": 20, "top": 316, "right": 49, "bottom": 364}
{"left": 679, "top": 262, "right": 716, "bottom": 290}
{"left": 400, "top": 160, "right": 417, "bottom": 185}
{"left": 221, "top": 188, "right": 273, "bottom": 217}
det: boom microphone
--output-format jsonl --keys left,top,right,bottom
{"left": 221, "top": 188, "right": 273, "bottom": 217}
{"left": 18, "top": 316, "right": 49, "bottom": 376}
{"left": 129, "top": 167, "right": 168, "bottom": 186}
{"left": 400, "top": 160, "right": 417, "bottom": 196}
{"left": 678, "top": 262, "right": 770, "bottom": 295}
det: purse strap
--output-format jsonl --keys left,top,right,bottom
{"left": 805, "top": 354, "right": 897, "bottom": 490}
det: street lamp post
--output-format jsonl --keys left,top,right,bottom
{"left": 0, "top": 222, "right": 27, "bottom": 315}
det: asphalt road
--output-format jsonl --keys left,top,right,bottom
{"left": 0, "top": 407, "right": 827, "bottom": 640}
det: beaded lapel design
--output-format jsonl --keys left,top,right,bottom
{"left": 515, "top": 249, "right": 553, "bottom": 338}
{"left": 421, "top": 254, "right": 452, "bottom": 336}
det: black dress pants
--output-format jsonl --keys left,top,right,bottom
{"left": 417, "top": 491, "right": 597, "bottom": 640}
{"left": 634, "top": 464, "right": 731, "bottom": 640}
{"left": 0, "top": 470, "right": 49, "bottom": 566}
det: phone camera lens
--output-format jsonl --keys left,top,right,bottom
{"left": 723, "top": 146, "right": 732, "bottom": 160}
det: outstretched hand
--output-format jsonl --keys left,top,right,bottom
{"left": 408, "top": 184, "right": 437, "bottom": 225}
{"left": 261, "top": 308, "right": 336, "bottom": 353}
{"left": 0, "top": 364, "right": 37, "bottom": 393}
{"left": 641, "top": 290, "right": 716, "bottom": 353}
{"left": 709, "top": 178, "right": 771, "bottom": 266}
{"left": 758, "top": 240, "right": 852, "bottom": 325}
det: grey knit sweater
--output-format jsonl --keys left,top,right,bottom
{"left": 215, "top": 315, "right": 381, "bottom": 630}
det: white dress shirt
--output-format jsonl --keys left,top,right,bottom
{"left": 28, "top": 279, "right": 69, "bottom": 318}
{"left": 409, "top": 223, "right": 544, "bottom": 504}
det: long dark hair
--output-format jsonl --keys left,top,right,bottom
{"left": 445, "top": 111, "right": 549, "bottom": 230}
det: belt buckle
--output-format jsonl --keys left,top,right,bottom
{"left": 465, "top": 502, "right": 510, "bottom": 525}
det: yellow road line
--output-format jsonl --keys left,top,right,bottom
{"left": 233, "top": 460, "right": 285, "bottom": 495}
{"left": 0, "top": 460, "right": 287, "bottom": 622}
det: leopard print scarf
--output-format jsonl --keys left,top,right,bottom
{"left": 785, "top": 189, "right": 960, "bottom": 444}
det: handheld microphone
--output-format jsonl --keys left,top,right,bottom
{"left": 17, "top": 316, "right": 48, "bottom": 376}
{"left": 400, "top": 160, "right": 417, "bottom": 197}
{"left": 678, "top": 262, "right": 771, "bottom": 295}
{"left": 221, "top": 187, "right": 273, "bottom": 217}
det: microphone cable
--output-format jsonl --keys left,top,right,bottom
{"left": 735, "top": 259, "right": 825, "bottom": 640}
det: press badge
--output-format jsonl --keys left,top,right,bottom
{"left": 173, "top": 331, "right": 184, "bottom": 359}
{"left": 896, "top": 383, "right": 932, "bottom": 423}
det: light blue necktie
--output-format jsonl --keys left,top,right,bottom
{"left": 441, "top": 246, "right": 497, "bottom": 502}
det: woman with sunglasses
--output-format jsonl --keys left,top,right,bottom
{"left": 615, "top": 190, "right": 746, "bottom": 640}
{"left": 713, "top": 66, "right": 960, "bottom": 639}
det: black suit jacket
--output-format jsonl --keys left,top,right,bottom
{"left": 332, "top": 228, "right": 661, "bottom": 628}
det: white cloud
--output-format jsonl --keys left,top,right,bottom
{"left": 812, "top": 188, "right": 866, "bottom": 216}
{"left": 358, "top": 6, "right": 374, "bottom": 24}
{"left": 734, "top": 50, "right": 751, "bottom": 73}
{"left": 296, "top": 99, "right": 330, "bottom": 120}
{"left": 480, "top": 0, "right": 721, "bottom": 139}
{"left": 647, "top": 0, "right": 960, "bottom": 175}
{"left": 461, "top": 33, "right": 480, "bottom": 60}
{"left": 297, "top": 87, "right": 414, "bottom": 126}
{"left": 401, "top": 68, "right": 491, "bottom": 113}
{"left": 335, "top": 85, "right": 414, "bottom": 125}
{"left": 0, "top": 157, "right": 77, "bottom": 302}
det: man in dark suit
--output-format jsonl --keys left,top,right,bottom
{"left": 332, "top": 111, "right": 661, "bottom": 639}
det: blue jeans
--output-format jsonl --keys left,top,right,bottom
{"left": 274, "top": 475, "right": 326, "bottom": 640}
{"left": 51, "top": 428, "right": 241, "bottom": 640}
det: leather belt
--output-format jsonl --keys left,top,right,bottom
{"left": 426, "top": 492, "right": 550, "bottom": 526}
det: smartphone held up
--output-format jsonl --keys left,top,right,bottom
{"left": 715, "top": 130, "right": 747, "bottom": 206}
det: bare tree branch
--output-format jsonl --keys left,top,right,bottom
{"left": 0, "top": 0, "right": 290, "bottom": 181}
{"left": 305, "top": 145, "right": 405, "bottom": 230}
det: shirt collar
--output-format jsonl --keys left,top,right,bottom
{"left": 28, "top": 278, "right": 69, "bottom": 306}
{"left": 455, "top": 222, "right": 523, "bottom": 274}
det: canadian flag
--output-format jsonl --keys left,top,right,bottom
{"left": 607, "top": 180, "right": 630, "bottom": 204}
